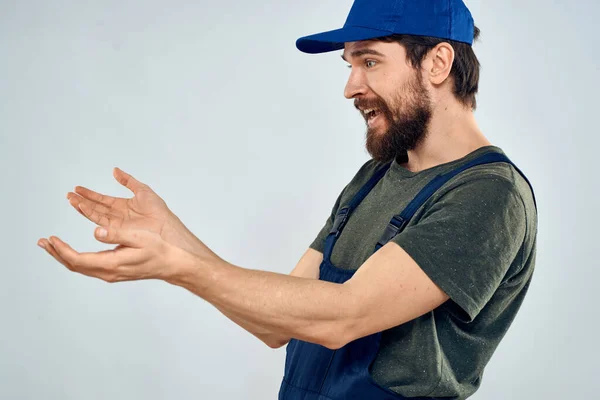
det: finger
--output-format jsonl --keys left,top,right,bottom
{"left": 38, "top": 238, "right": 77, "bottom": 272}
{"left": 73, "top": 185, "right": 119, "bottom": 208}
{"left": 48, "top": 236, "right": 91, "bottom": 268}
{"left": 67, "top": 193, "right": 123, "bottom": 228}
{"left": 94, "top": 226, "right": 146, "bottom": 249}
{"left": 66, "top": 193, "right": 87, "bottom": 219}
{"left": 68, "top": 191, "right": 109, "bottom": 217}
{"left": 113, "top": 167, "right": 148, "bottom": 195}
{"left": 40, "top": 238, "right": 122, "bottom": 281}
{"left": 48, "top": 235, "right": 125, "bottom": 272}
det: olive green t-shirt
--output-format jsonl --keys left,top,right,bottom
{"left": 309, "top": 145, "right": 538, "bottom": 399}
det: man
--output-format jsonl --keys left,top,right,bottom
{"left": 38, "top": 0, "right": 538, "bottom": 399}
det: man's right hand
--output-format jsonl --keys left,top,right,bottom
{"left": 66, "top": 167, "right": 206, "bottom": 257}
{"left": 65, "top": 166, "right": 306, "bottom": 349}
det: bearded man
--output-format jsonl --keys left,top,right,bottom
{"left": 40, "top": 1, "right": 538, "bottom": 399}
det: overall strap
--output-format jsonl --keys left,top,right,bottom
{"left": 374, "top": 152, "right": 537, "bottom": 252}
{"left": 323, "top": 161, "right": 392, "bottom": 261}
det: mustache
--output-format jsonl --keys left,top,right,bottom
{"left": 354, "top": 99, "right": 386, "bottom": 111}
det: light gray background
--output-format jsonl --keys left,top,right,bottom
{"left": 1, "top": 0, "right": 598, "bottom": 398}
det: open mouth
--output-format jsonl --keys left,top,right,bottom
{"left": 363, "top": 108, "right": 383, "bottom": 126}
{"left": 363, "top": 108, "right": 380, "bottom": 120}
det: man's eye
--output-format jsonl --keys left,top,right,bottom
{"left": 346, "top": 60, "right": 377, "bottom": 69}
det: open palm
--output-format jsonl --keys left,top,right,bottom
{"left": 66, "top": 167, "right": 172, "bottom": 237}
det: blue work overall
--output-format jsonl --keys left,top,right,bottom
{"left": 278, "top": 152, "right": 537, "bottom": 400}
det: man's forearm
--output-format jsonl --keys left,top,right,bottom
{"left": 213, "top": 304, "right": 291, "bottom": 348}
{"left": 167, "top": 251, "right": 359, "bottom": 350}
{"left": 164, "top": 213, "right": 291, "bottom": 347}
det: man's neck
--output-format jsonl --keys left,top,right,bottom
{"left": 400, "top": 102, "right": 492, "bottom": 173}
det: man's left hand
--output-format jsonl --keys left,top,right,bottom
{"left": 38, "top": 226, "right": 190, "bottom": 283}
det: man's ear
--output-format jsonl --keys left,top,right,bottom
{"left": 427, "top": 42, "right": 455, "bottom": 85}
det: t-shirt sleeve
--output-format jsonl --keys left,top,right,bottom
{"left": 309, "top": 184, "right": 347, "bottom": 253}
{"left": 390, "top": 176, "right": 527, "bottom": 322}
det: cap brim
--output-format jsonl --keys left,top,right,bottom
{"left": 296, "top": 26, "right": 394, "bottom": 54}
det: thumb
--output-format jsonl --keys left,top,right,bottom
{"left": 113, "top": 167, "right": 147, "bottom": 195}
{"left": 95, "top": 226, "right": 144, "bottom": 248}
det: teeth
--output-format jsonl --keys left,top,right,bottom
{"left": 363, "top": 108, "right": 378, "bottom": 118}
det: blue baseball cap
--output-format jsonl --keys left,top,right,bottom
{"left": 296, "top": 0, "right": 475, "bottom": 54}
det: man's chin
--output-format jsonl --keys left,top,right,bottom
{"left": 366, "top": 122, "right": 389, "bottom": 139}
{"left": 365, "top": 135, "right": 395, "bottom": 163}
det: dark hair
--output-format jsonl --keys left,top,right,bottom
{"left": 374, "top": 26, "right": 481, "bottom": 110}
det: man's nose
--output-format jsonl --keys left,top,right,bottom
{"left": 344, "top": 70, "right": 368, "bottom": 99}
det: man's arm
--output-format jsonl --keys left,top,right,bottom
{"left": 165, "top": 212, "right": 324, "bottom": 348}
{"left": 167, "top": 241, "right": 449, "bottom": 350}
{"left": 210, "top": 248, "right": 322, "bottom": 349}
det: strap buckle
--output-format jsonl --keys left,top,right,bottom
{"left": 376, "top": 216, "right": 407, "bottom": 248}
{"left": 329, "top": 206, "right": 350, "bottom": 238}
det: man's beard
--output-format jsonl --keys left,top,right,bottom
{"left": 362, "top": 73, "right": 433, "bottom": 164}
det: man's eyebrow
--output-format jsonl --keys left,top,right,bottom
{"left": 340, "top": 49, "right": 386, "bottom": 62}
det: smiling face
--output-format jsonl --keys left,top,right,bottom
{"left": 342, "top": 40, "right": 433, "bottom": 163}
